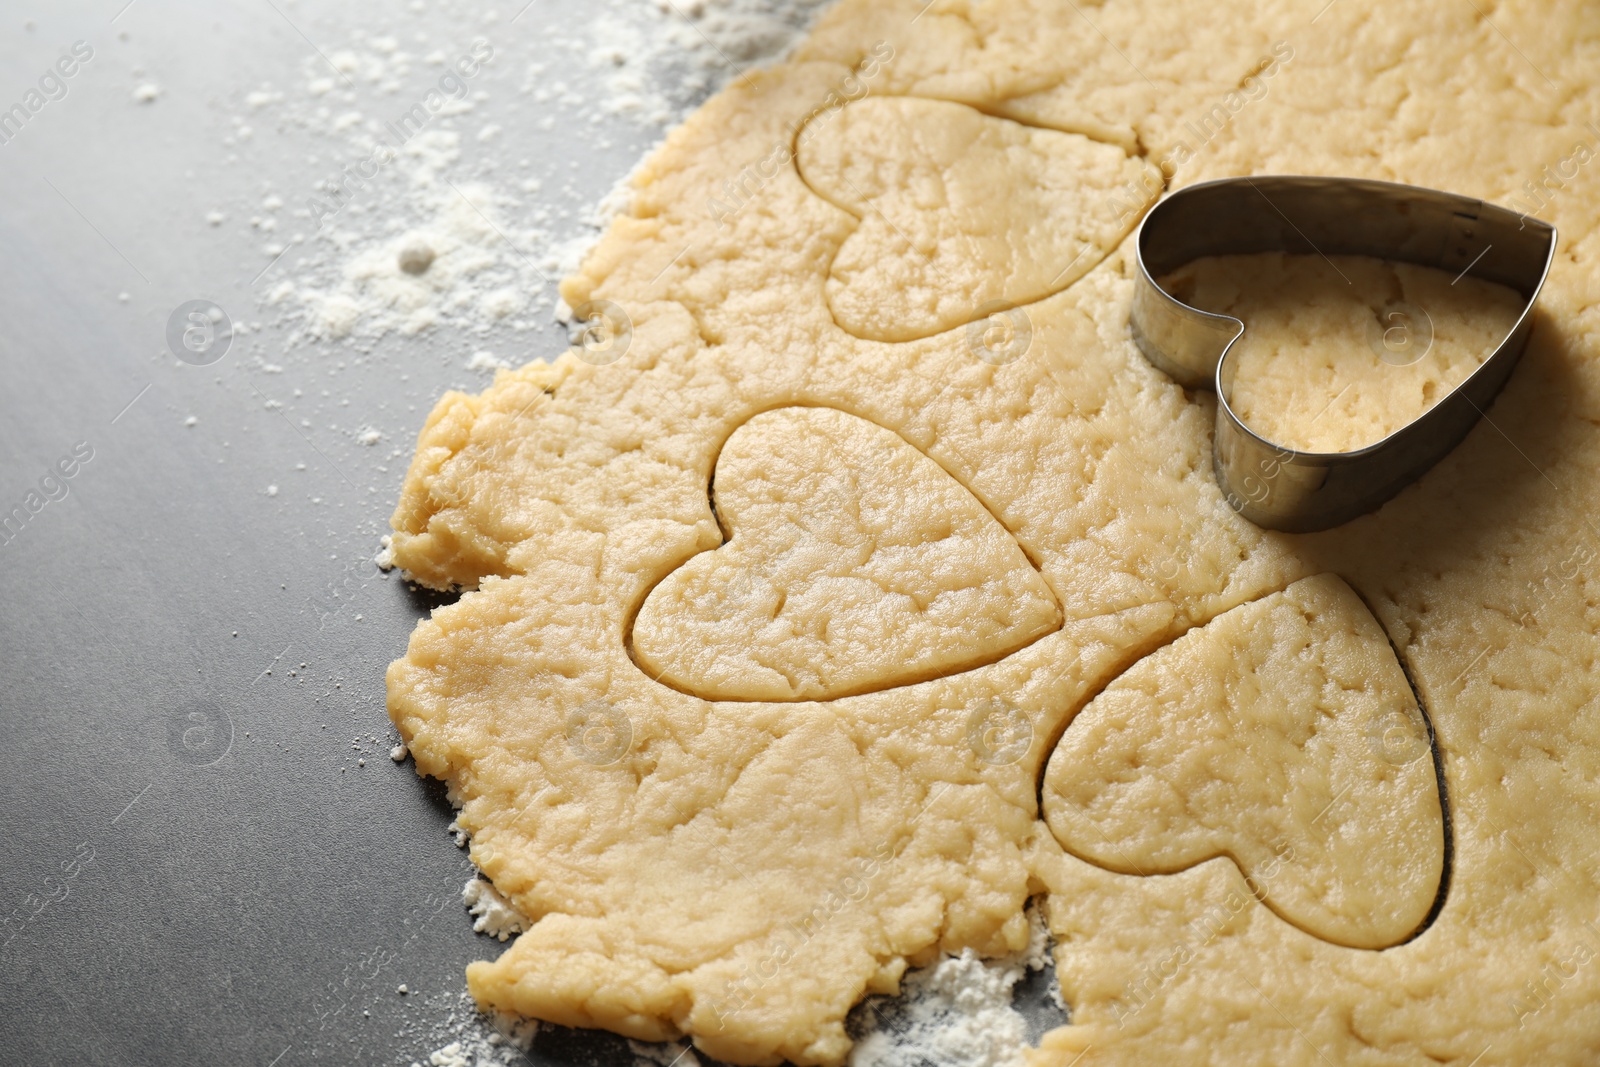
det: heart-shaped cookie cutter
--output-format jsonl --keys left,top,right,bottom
{"left": 1130, "top": 175, "right": 1556, "bottom": 532}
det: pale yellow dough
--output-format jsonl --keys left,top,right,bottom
{"left": 798, "top": 95, "right": 1157, "bottom": 342}
{"left": 1043, "top": 574, "right": 1444, "bottom": 952}
{"left": 1163, "top": 253, "right": 1525, "bottom": 452}
{"left": 633, "top": 406, "right": 1062, "bottom": 701}
{"left": 386, "top": 1, "right": 1600, "bottom": 1065}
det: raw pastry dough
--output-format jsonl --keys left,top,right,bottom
{"left": 1162, "top": 253, "right": 1525, "bottom": 452}
{"left": 1042, "top": 574, "right": 1444, "bottom": 951}
{"left": 634, "top": 406, "right": 1062, "bottom": 701}
{"left": 386, "top": 1, "right": 1600, "bottom": 1064}
{"left": 797, "top": 95, "right": 1157, "bottom": 342}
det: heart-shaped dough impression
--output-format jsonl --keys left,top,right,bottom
{"left": 796, "top": 96, "right": 1158, "bottom": 343}
{"left": 1159, "top": 251, "right": 1527, "bottom": 454}
{"left": 1043, "top": 573, "right": 1445, "bottom": 950}
{"left": 632, "top": 406, "right": 1061, "bottom": 701}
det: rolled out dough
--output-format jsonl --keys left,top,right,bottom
{"left": 386, "top": 1, "right": 1600, "bottom": 1064}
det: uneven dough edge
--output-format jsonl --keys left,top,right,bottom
{"left": 385, "top": 0, "right": 1600, "bottom": 1063}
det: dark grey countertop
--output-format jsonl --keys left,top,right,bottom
{"left": 0, "top": 2, "right": 1064, "bottom": 1063}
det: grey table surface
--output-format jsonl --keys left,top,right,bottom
{"left": 0, "top": 1, "right": 1065, "bottom": 1063}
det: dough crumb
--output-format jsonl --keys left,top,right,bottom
{"left": 427, "top": 1041, "right": 468, "bottom": 1067}
{"left": 398, "top": 239, "right": 436, "bottom": 275}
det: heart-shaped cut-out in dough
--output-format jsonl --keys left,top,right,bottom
{"left": 796, "top": 96, "right": 1158, "bottom": 343}
{"left": 632, "top": 406, "right": 1061, "bottom": 701}
{"left": 1042, "top": 573, "right": 1445, "bottom": 950}
{"left": 1160, "top": 252, "right": 1526, "bottom": 454}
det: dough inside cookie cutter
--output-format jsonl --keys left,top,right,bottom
{"left": 1130, "top": 175, "right": 1556, "bottom": 532}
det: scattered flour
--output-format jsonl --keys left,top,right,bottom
{"left": 551, "top": 0, "right": 837, "bottom": 128}
{"left": 466, "top": 350, "right": 510, "bottom": 373}
{"left": 463, "top": 877, "right": 528, "bottom": 942}
{"left": 848, "top": 906, "right": 1058, "bottom": 1067}
{"left": 630, "top": 1039, "right": 702, "bottom": 1067}
{"left": 399, "top": 991, "right": 541, "bottom": 1067}
{"left": 238, "top": 0, "right": 831, "bottom": 350}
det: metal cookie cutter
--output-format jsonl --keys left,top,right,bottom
{"left": 1130, "top": 175, "right": 1557, "bottom": 532}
